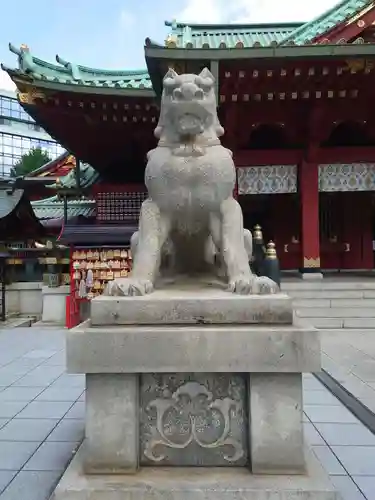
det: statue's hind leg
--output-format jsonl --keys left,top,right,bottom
{"left": 105, "top": 199, "right": 170, "bottom": 296}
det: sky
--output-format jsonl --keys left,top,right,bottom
{"left": 0, "top": 0, "right": 340, "bottom": 91}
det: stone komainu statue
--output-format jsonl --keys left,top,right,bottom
{"left": 105, "top": 68, "right": 279, "bottom": 296}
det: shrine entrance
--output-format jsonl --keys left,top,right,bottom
{"left": 319, "top": 192, "right": 373, "bottom": 270}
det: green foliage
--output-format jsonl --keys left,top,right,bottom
{"left": 10, "top": 147, "right": 51, "bottom": 177}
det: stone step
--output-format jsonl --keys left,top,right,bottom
{"left": 282, "top": 280, "right": 375, "bottom": 291}
{"left": 284, "top": 290, "right": 375, "bottom": 299}
{"left": 294, "top": 315, "right": 375, "bottom": 329}
{"left": 293, "top": 298, "right": 375, "bottom": 308}
{"left": 296, "top": 307, "right": 375, "bottom": 318}
{"left": 280, "top": 280, "right": 375, "bottom": 328}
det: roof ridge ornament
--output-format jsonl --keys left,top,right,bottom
{"left": 56, "top": 54, "right": 81, "bottom": 81}
{"left": 165, "top": 33, "right": 178, "bottom": 48}
{"left": 9, "top": 43, "right": 38, "bottom": 74}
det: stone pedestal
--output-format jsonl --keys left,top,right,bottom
{"left": 53, "top": 284, "right": 338, "bottom": 499}
{"left": 41, "top": 285, "right": 70, "bottom": 324}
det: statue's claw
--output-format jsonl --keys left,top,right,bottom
{"left": 227, "top": 275, "right": 279, "bottom": 295}
{"left": 254, "top": 276, "right": 279, "bottom": 295}
{"left": 228, "top": 276, "right": 256, "bottom": 295}
{"left": 104, "top": 278, "right": 154, "bottom": 296}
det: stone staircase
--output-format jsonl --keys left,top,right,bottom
{"left": 282, "top": 277, "right": 375, "bottom": 329}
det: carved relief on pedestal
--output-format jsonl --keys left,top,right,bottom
{"left": 140, "top": 374, "right": 248, "bottom": 466}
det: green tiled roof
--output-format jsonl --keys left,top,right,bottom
{"left": 1, "top": 44, "right": 152, "bottom": 90}
{"left": 281, "top": 0, "right": 371, "bottom": 45}
{"left": 48, "top": 162, "right": 99, "bottom": 190}
{"left": 32, "top": 196, "right": 96, "bottom": 220}
{"left": 163, "top": 20, "right": 303, "bottom": 48}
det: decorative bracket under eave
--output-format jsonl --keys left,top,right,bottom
{"left": 17, "top": 88, "right": 46, "bottom": 105}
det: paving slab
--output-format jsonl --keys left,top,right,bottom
{"left": 311, "top": 446, "right": 347, "bottom": 475}
{"left": 0, "top": 419, "right": 59, "bottom": 442}
{"left": 0, "top": 387, "right": 44, "bottom": 402}
{"left": 0, "top": 472, "right": 16, "bottom": 495}
{"left": 35, "top": 387, "right": 84, "bottom": 402}
{"left": 0, "top": 441, "right": 40, "bottom": 470}
{"left": 64, "top": 402, "right": 85, "bottom": 419}
{"left": 304, "top": 404, "right": 359, "bottom": 424}
{"left": 46, "top": 419, "right": 85, "bottom": 443}
{"left": 303, "top": 390, "right": 342, "bottom": 406}
{"left": 352, "top": 476, "right": 375, "bottom": 500}
{"left": 314, "top": 423, "right": 375, "bottom": 447}
{"left": 0, "top": 471, "right": 61, "bottom": 500}
{"left": 23, "top": 441, "right": 79, "bottom": 472}
{"left": 15, "top": 401, "right": 73, "bottom": 420}
{"left": 320, "top": 330, "right": 375, "bottom": 410}
{"left": 331, "top": 446, "right": 375, "bottom": 476}
{"left": 329, "top": 475, "right": 366, "bottom": 500}
{"left": 0, "top": 401, "right": 28, "bottom": 419}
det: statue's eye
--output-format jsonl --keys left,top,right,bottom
{"left": 164, "top": 79, "right": 180, "bottom": 96}
{"left": 195, "top": 76, "right": 213, "bottom": 92}
{"left": 200, "top": 84, "right": 211, "bottom": 94}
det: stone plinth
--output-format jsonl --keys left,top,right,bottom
{"left": 53, "top": 289, "right": 338, "bottom": 499}
{"left": 41, "top": 285, "right": 70, "bottom": 325}
{"left": 91, "top": 284, "right": 293, "bottom": 326}
{"left": 52, "top": 446, "right": 339, "bottom": 500}
{"left": 67, "top": 321, "right": 319, "bottom": 374}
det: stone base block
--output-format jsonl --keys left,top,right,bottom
{"left": 67, "top": 321, "right": 320, "bottom": 374}
{"left": 52, "top": 446, "right": 339, "bottom": 500}
{"left": 91, "top": 278, "right": 293, "bottom": 326}
{"left": 41, "top": 285, "right": 70, "bottom": 324}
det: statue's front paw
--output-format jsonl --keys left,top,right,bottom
{"left": 254, "top": 276, "right": 279, "bottom": 295}
{"left": 104, "top": 278, "right": 154, "bottom": 296}
{"left": 228, "top": 276, "right": 256, "bottom": 295}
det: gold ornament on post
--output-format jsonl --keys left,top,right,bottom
{"left": 253, "top": 224, "right": 263, "bottom": 241}
{"left": 266, "top": 241, "right": 277, "bottom": 260}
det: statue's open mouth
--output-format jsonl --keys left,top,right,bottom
{"left": 168, "top": 101, "right": 210, "bottom": 138}
{"left": 177, "top": 113, "right": 204, "bottom": 136}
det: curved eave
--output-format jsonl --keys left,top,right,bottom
{"left": 0, "top": 189, "right": 24, "bottom": 220}
{"left": 6, "top": 44, "right": 151, "bottom": 86}
{"left": 144, "top": 42, "right": 375, "bottom": 62}
{"left": 164, "top": 20, "right": 305, "bottom": 30}
{"left": 3, "top": 69, "right": 156, "bottom": 98}
{"left": 27, "top": 151, "right": 70, "bottom": 178}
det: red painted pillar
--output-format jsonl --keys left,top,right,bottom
{"left": 299, "top": 160, "right": 321, "bottom": 273}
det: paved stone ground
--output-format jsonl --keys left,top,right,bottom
{"left": 0, "top": 328, "right": 374, "bottom": 499}
{"left": 321, "top": 329, "right": 375, "bottom": 413}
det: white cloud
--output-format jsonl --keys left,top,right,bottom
{"left": 175, "top": 0, "right": 339, "bottom": 24}
{"left": 0, "top": 70, "right": 16, "bottom": 92}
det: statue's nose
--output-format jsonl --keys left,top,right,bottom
{"left": 173, "top": 83, "right": 204, "bottom": 101}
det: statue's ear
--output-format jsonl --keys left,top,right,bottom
{"left": 163, "top": 67, "right": 179, "bottom": 81}
{"left": 198, "top": 67, "right": 215, "bottom": 82}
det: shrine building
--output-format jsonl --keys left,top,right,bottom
{"left": 3, "top": 0, "right": 375, "bottom": 276}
